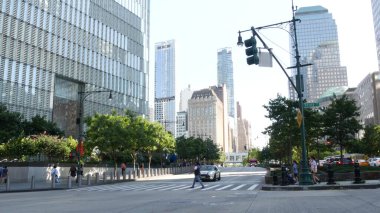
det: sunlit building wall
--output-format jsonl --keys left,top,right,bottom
{"left": 154, "top": 40, "right": 176, "bottom": 134}
{"left": 0, "top": 0, "right": 150, "bottom": 137}
{"left": 288, "top": 6, "right": 347, "bottom": 103}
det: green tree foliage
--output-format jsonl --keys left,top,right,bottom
{"left": 175, "top": 136, "right": 220, "bottom": 164}
{"left": 347, "top": 125, "right": 380, "bottom": 156}
{"left": 263, "top": 95, "right": 299, "bottom": 164}
{"left": 85, "top": 111, "right": 131, "bottom": 172}
{"left": 23, "top": 115, "right": 64, "bottom": 136}
{"left": 1, "top": 135, "right": 76, "bottom": 161}
{"left": 0, "top": 104, "right": 24, "bottom": 143}
{"left": 322, "top": 95, "right": 362, "bottom": 160}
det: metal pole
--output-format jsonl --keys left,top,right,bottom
{"left": 292, "top": 2, "right": 312, "bottom": 185}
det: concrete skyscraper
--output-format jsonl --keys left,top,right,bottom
{"left": 289, "top": 6, "right": 347, "bottom": 102}
{"left": 0, "top": 0, "right": 150, "bottom": 138}
{"left": 372, "top": 0, "right": 380, "bottom": 70}
{"left": 154, "top": 40, "right": 176, "bottom": 134}
{"left": 217, "top": 48, "right": 235, "bottom": 118}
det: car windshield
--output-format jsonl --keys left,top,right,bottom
{"left": 200, "top": 165, "right": 214, "bottom": 171}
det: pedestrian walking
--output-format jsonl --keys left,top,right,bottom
{"left": 292, "top": 160, "right": 298, "bottom": 183}
{"left": 310, "top": 156, "right": 320, "bottom": 184}
{"left": 51, "top": 165, "right": 60, "bottom": 183}
{"left": 69, "top": 165, "right": 77, "bottom": 178}
{"left": 121, "top": 162, "right": 126, "bottom": 176}
{"left": 190, "top": 162, "right": 204, "bottom": 189}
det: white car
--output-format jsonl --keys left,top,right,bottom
{"left": 369, "top": 157, "right": 380, "bottom": 167}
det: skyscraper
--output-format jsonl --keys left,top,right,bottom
{"left": 154, "top": 40, "right": 176, "bottom": 134}
{"left": 217, "top": 48, "right": 235, "bottom": 118}
{"left": 372, "top": 0, "right": 380, "bottom": 70}
{"left": 0, "top": 0, "right": 150, "bottom": 138}
{"left": 289, "top": 6, "right": 347, "bottom": 102}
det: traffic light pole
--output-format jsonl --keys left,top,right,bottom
{"left": 237, "top": 2, "right": 313, "bottom": 185}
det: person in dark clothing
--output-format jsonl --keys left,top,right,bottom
{"left": 190, "top": 162, "right": 204, "bottom": 189}
{"left": 69, "top": 165, "right": 77, "bottom": 178}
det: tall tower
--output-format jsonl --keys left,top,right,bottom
{"left": 0, "top": 0, "right": 150, "bottom": 138}
{"left": 289, "top": 6, "right": 347, "bottom": 102}
{"left": 372, "top": 0, "right": 380, "bottom": 70}
{"left": 154, "top": 40, "right": 176, "bottom": 134}
{"left": 217, "top": 48, "right": 235, "bottom": 118}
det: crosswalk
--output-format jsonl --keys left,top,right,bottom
{"left": 67, "top": 183, "right": 259, "bottom": 192}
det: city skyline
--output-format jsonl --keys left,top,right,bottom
{"left": 150, "top": 0, "right": 378, "bottom": 148}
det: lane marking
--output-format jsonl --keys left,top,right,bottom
{"left": 247, "top": 184, "right": 258, "bottom": 191}
{"left": 231, "top": 184, "right": 246, "bottom": 190}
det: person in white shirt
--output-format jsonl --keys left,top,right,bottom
{"left": 310, "top": 156, "right": 320, "bottom": 184}
{"left": 51, "top": 165, "right": 60, "bottom": 183}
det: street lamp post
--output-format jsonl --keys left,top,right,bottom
{"left": 236, "top": 1, "right": 312, "bottom": 185}
{"left": 76, "top": 90, "right": 112, "bottom": 166}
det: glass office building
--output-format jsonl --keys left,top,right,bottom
{"left": 0, "top": 0, "right": 150, "bottom": 138}
{"left": 154, "top": 40, "right": 176, "bottom": 135}
{"left": 289, "top": 6, "right": 347, "bottom": 102}
{"left": 372, "top": 0, "right": 380, "bottom": 70}
{"left": 217, "top": 47, "right": 235, "bottom": 118}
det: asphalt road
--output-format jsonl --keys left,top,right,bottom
{"left": 2, "top": 166, "right": 379, "bottom": 212}
{"left": 0, "top": 166, "right": 266, "bottom": 213}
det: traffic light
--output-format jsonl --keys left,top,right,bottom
{"left": 244, "top": 36, "right": 259, "bottom": 65}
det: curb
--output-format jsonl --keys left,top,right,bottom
{"left": 261, "top": 183, "right": 380, "bottom": 191}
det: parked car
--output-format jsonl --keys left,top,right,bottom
{"left": 200, "top": 165, "right": 221, "bottom": 181}
{"left": 369, "top": 157, "right": 380, "bottom": 167}
{"left": 335, "top": 158, "right": 354, "bottom": 166}
{"left": 357, "top": 159, "right": 370, "bottom": 167}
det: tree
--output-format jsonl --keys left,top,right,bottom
{"left": 0, "top": 104, "right": 24, "bottom": 143}
{"left": 85, "top": 111, "right": 131, "bottom": 174}
{"left": 263, "top": 95, "right": 299, "bottom": 164}
{"left": 322, "top": 95, "right": 362, "bottom": 161}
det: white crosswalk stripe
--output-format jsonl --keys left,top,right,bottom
{"left": 231, "top": 184, "right": 246, "bottom": 190}
{"left": 67, "top": 183, "right": 259, "bottom": 192}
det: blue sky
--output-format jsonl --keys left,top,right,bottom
{"left": 149, "top": 0, "right": 378, "bottom": 148}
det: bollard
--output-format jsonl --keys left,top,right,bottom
{"left": 326, "top": 164, "right": 336, "bottom": 185}
{"left": 95, "top": 173, "right": 99, "bottom": 184}
{"left": 272, "top": 171, "right": 278, "bottom": 185}
{"left": 67, "top": 176, "right": 72, "bottom": 188}
{"left": 353, "top": 162, "right": 365, "bottom": 184}
{"left": 280, "top": 165, "right": 288, "bottom": 186}
{"left": 31, "top": 176, "right": 35, "bottom": 189}
{"left": 6, "top": 176, "right": 10, "bottom": 191}
{"left": 117, "top": 171, "right": 120, "bottom": 181}
{"left": 87, "top": 174, "right": 91, "bottom": 185}
{"left": 110, "top": 172, "right": 114, "bottom": 181}
{"left": 133, "top": 170, "right": 136, "bottom": 180}
{"left": 78, "top": 175, "right": 82, "bottom": 187}
{"left": 52, "top": 175, "right": 56, "bottom": 189}
{"left": 103, "top": 172, "right": 106, "bottom": 183}
{"left": 123, "top": 171, "right": 126, "bottom": 180}
{"left": 137, "top": 169, "right": 141, "bottom": 179}
{"left": 128, "top": 170, "right": 131, "bottom": 180}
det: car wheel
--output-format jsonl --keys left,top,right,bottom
{"left": 213, "top": 174, "right": 217, "bottom": 182}
{"left": 218, "top": 174, "right": 221, "bottom": 181}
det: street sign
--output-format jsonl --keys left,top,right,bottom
{"left": 297, "top": 110, "right": 302, "bottom": 128}
{"left": 303, "top": 102, "right": 320, "bottom": 108}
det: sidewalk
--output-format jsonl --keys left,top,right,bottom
{"left": 0, "top": 177, "right": 135, "bottom": 193}
{"left": 262, "top": 179, "right": 380, "bottom": 191}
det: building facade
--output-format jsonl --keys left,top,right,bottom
{"left": 236, "top": 101, "right": 251, "bottom": 152}
{"left": 188, "top": 85, "right": 226, "bottom": 152}
{"left": 176, "top": 111, "right": 187, "bottom": 138}
{"left": 289, "top": 6, "right": 347, "bottom": 103}
{"left": 217, "top": 48, "right": 235, "bottom": 118}
{"left": 372, "top": 0, "right": 380, "bottom": 70}
{"left": 0, "top": 0, "right": 150, "bottom": 138}
{"left": 354, "top": 72, "right": 380, "bottom": 126}
{"left": 179, "top": 84, "right": 192, "bottom": 112}
{"left": 154, "top": 40, "right": 176, "bottom": 134}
